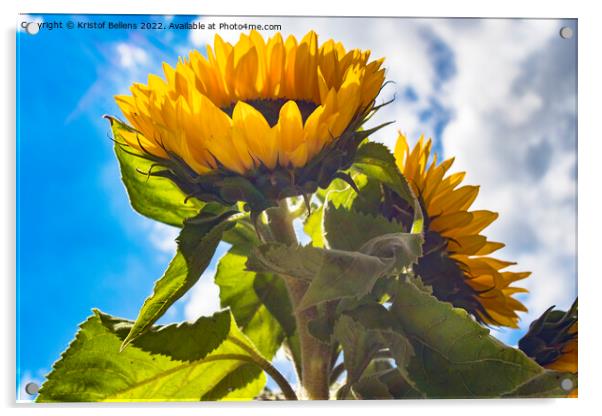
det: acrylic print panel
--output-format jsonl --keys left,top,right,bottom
{"left": 16, "top": 14, "right": 577, "bottom": 402}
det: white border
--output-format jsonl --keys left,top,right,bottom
{"left": 3, "top": 1, "right": 601, "bottom": 415}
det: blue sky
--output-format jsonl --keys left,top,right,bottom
{"left": 16, "top": 15, "right": 577, "bottom": 400}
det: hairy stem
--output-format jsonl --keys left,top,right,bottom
{"left": 265, "top": 201, "right": 332, "bottom": 400}
{"left": 228, "top": 336, "right": 298, "bottom": 400}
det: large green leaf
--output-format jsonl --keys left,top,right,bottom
{"left": 215, "top": 252, "right": 289, "bottom": 359}
{"left": 201, "top": 364, "right": 264, "bottom": 401}
{"left": 352, "top": 141, "right": 423, "bottom": 233}
{"left": 122, "top": 207, "right": 236, "bottom": 348}
{"left": 107, "top": 116, "right": 203, "bottom": 227}
{"left": 390, "top": 279, "right": 548, "bottom": 398}
{"left": 217, "top": 220, "right": 301, "bottom": 373}
{"left": 247, "top": 233, "right": 422, "bottom": 310}
{"left": 323, "top": 202, "right": 404, "bottom": 251}
{"left": 37, "top": 310, "right": 266, "bottom": 402}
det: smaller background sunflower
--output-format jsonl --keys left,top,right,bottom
{"left": 390, "top": 134, "right": 531, "bottom": 328}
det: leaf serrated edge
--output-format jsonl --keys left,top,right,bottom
{"left": 37, "top": 309, "right": 120, "bottom": 401}
{"left": 38, "top": 309, "right": 275, "bottom": 402}
{"left": 121, "top": 219, "right": 233, "bottom": 350}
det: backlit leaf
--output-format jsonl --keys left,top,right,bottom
{"left": 37, "top": 310, "right": 266, "bottom": 402}
{"left": 122, "top": 207, "right": 236, "bottom": 348}
{"left": 108, "top": 116, "right": 203, "bottom": 227}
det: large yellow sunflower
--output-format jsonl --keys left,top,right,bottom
{"left": 114, "top": 30, "right": 384, "bottom": 176}
{"left": 392, "top": 134, "right": 530, "bottom": 327}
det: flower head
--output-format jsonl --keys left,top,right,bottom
{"left": 384, "top": 134, "right": 530, "bottom": 327}
{"left": 519, "top": 300, "right": 578, "bottom": 372}
{"left": 519, "top": 300, "right": 577, "bottom": 397}
{"left": 111, "top": 30, "right": 387, "bottom": 212}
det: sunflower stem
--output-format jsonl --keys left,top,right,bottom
{"left": 265, "top": 200, "right": 332, "bottom": 400}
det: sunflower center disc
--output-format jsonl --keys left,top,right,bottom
{"left": 222, "top": 98, "right": 319, "bottom": 126}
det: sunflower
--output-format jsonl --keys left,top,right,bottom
{"left": 111, "top": 30, "right": 386, "bottom": 211}
{"left": 519, "top": 300, "right": 577, "bottom": 396}
{"left": 387, "top": 133, "right": 530, "bottom": 327}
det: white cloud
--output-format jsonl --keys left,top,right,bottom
{"left": 183, "top": 267, "right": 223, "bottom": 321}
{"left": 116, "top": 42, "right": 150, "bottom": 69}
{"left": 148, "top": 223, "right": 179, "bottom": 254}
{"left": 431, "top": 19, "right": 577, "bottom": 338}
{"left": 66, "top": 38, "right": 164, "bottom": 123}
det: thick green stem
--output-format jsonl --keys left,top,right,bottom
{"left": 265, "top": 201, "right": 332, "bottom": 400}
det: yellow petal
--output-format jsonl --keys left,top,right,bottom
{"left": 431, "top": 185, "right": 479, "bottom": 216}
{"left": 282, "top": 35, "right": 298, "bottom": 97}
{"left": 249, "top": 30, "right": 268, "bottom": 94}
{"left": 295, "top": 30, "right": 318, "bottom": 100}
{"left": 288, "top": 142, "right": 309, "bottom": 167}
{"left": 430, "top": 211, "right": 473, "bottom": 234}
{"left": 422, "top": 157, "right": 455, "bottom": 205}
{"left": 447, "top": 234, "right": 487, "bottom": 255}
{"left": 332, "top": 67, "right": 361, "bottom": 136}
{"left": 501, "top": 271, "right": 531, "bottom": 283}
{"left": 232, "top": 101, "right": 275, "bottom": 169}
{"left": 233, "top": 44, "right": 259, "bottom": 100}
{"left": 303, "top": 106, "right": 327, "bottom": 156}
{"left": 394, "top": 133, "right": 409, "bottom": 172}
{"left": 266, "top": 33, "right": 285, "bottom": 96}
{"left": 475, "top": 241, "right": 505, "bottom": 256}
{"left": 275, "top": 100, "right": 304, "bottom": 166}
{"left": 455, "top": 210, "right": 499, "bottom": 235}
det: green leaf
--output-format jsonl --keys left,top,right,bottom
{"left": 37, "top": 310, "right": 267, "bottom": 402}
{"left": 248, "top": 233, "right": 422, "bottom": 310}
{"left": 323, "top": 202, "right": 404, "bottom": 251}
{"left": 351, "top": 367, "right": 423, "bottom": 399}
{"left": 334, "top": 314, "right": 394, "bottom": 384}
{"left": 324, "top": 173, "right": 382, "bottom": 213}
{"left": 352, "top": 142, "right": 423, "bottom": 233}
{"left": 108, "top": 116, "right": 204, "bottom": 227}
{"left": 221, "top": 220, "right": 258, "bottom": 254}
{"left": 304, "top": 173, "right": 385, "bottom": 250}
{"left": 501, "top": 370, "right": 577, "bottom": 398}
{"left": 349, "top": 371, "right": 393, "bottom": 399}
{"left": 215, "top": 252, "right": 289, "bottom": 359}
{"left": 391, "top": 279, "right": 546, "bottom": 398}
{"left": 247, "top": 244, "right": 322, "bottom": 281}
{"left": 122, "top": 207, "right": 236, "bottom": 348}
{"left": 303, "top": 205, "right": 325, "bottom": 248}
{"left": 201, "top": 364, "right": 265, "bottom": 401}
{"left": 217, "top": 223, "right": 301, "bottom": 374}
{"left": 333, "top": 303, "right": 417, "bottom": 399}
